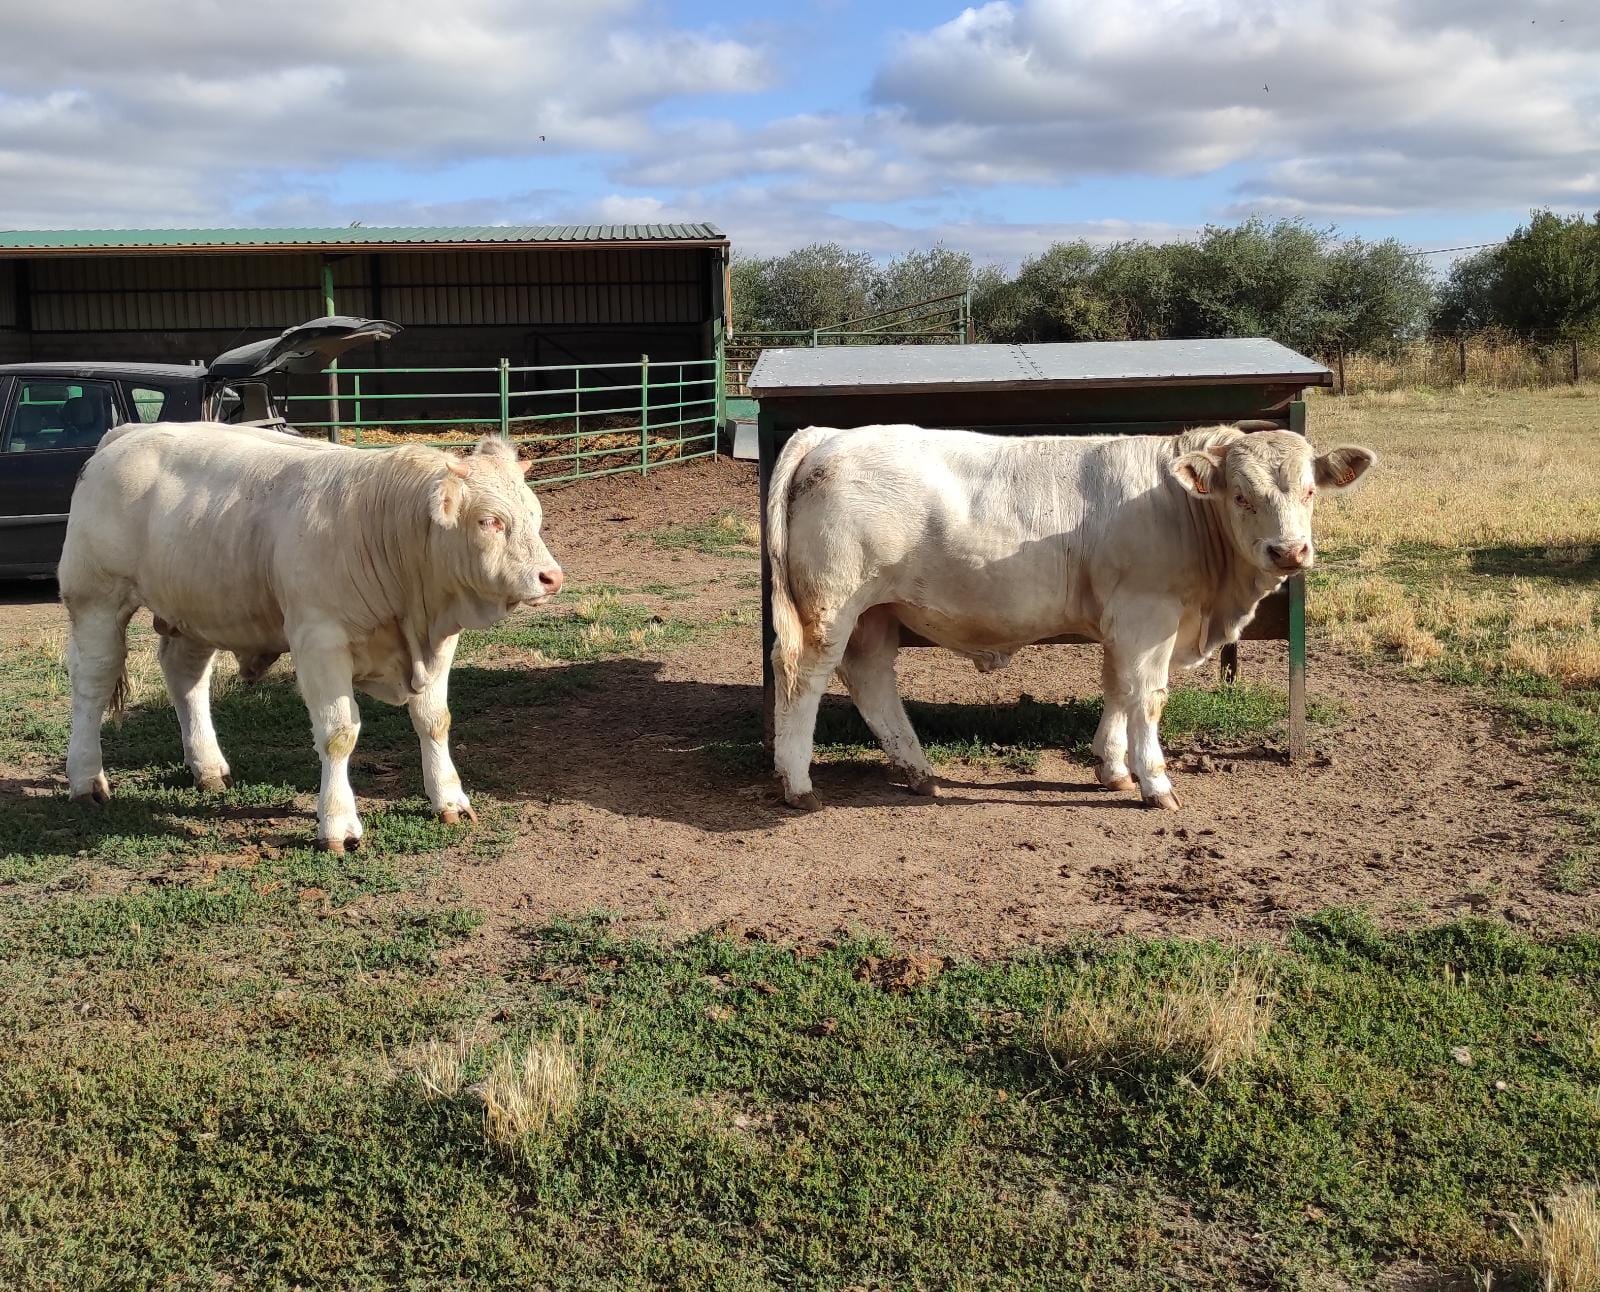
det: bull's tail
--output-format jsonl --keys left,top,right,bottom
{"left": 106, "top": 670, "right": 128, "bottom": 726}
{"left": 767, "top": 426, "right": 841, "bottom": 700}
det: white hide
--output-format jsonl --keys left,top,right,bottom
{"left": 59, "top": 424, "right": 564, "bottom": 848}
{"left": 766, "top": 423, "right": 1374, "bottom": 809}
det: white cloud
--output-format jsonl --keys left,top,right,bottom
{"left": 869, "top": 0, "right": 1600, "bottom": 212}
{"left": 0, "top": 0, "right": 769, "bottom": 225}
{"left": 0, "top": 0, "right": 1595, "bottom": 258}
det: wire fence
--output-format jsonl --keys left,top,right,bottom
{"left": 1326, "top": 333, "right": 1593, "bottom": 395}
{"left": 284, "top": 352, "right": 723, "bottom": 487}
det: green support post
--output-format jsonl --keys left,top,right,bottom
{"left": 574, "top": 366, "right": 583, "bottom": 478}
{"left": 498, "top": 358, "right": 511, "bottom": 440}
{"left": 713, "top": 318, "right": 728, "bottom": 430}
{"left": 351, "top": 372, "right": 362, "bottom": 444}
{"left": 640, "top": 355, "right": 650, "bottom": 476}
{"left": 320, "top": 260, "right": 339, "bottom": 434}
{"left": 1288, "top": 397, "right": 1308, "bottom": 762}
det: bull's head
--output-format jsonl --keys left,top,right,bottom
{"left": 1169, "top": 429, "right": 1375, "bottom": 575}
{"left": 430, "top": 438, "right": 564, "bottom": 610}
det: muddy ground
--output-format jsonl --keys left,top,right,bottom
{"left": 5, "top": 456, "right": 1593, "bottom": 957}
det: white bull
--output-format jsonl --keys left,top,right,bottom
{"left": 59, "top": 425, "right": 564, "bottom": 850}
{"left": 767, "top": 423, "right": 1374, "bottom": 810}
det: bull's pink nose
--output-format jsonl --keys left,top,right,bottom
{"left": 1268, "top": 541, "right": 1310, "bottom": 568}
{"left": 540, "top": 567, "right": 565, "bottom": 594}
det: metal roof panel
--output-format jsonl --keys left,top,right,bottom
{"left": 749, "top": 339, "right": 1332, "bottom": 396}
{"left": 0, "top": 224, "right": 726, "bottom": 252}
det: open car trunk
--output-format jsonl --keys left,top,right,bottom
{"left": 202, "top": 316, "right": 401, "bottom": 428}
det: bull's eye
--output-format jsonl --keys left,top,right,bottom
{"left": 477, "top": 514, "right": 505, "bottom": 534}
{"left": 1233, "top": 492, "right": 1253, "bottom": 511}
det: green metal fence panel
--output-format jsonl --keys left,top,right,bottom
{"left": 284, "top": 351, "right": 722, "bottom": 487}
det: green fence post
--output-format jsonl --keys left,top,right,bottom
{"left": 499, "top": 358, "right": 511, "bottom": 440}
{"left": 351, "top": 371, "right": 362, "bottom": 444}
{"left": 640, "top": 355, "right": 650, "bottom": 476}
{"left": 714, "top": 318, "right": 728, "bottom": 430}
{"left": 574, "top": 365, "right": 583, "bottom": 479}
{"left": 1287, "top": 397, "right": 1308, "bottom": 762}
{"left": 320, "top": 259, "right": 339, "bottom": 431}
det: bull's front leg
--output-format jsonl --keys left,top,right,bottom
{"left": 291, "top": 628, "right": 365, "bottom": 852}
{"left": 1104, "top": 601, "right": 1182, "bottom": 810}
{"left": 406, "top": 633, "right": 475, "bottom": 825}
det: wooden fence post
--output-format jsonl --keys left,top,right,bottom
{"left": 1458, "top": 337, "right": 1468, "bottom": 381}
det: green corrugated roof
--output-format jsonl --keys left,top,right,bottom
{"left": 0, "top": 224, "right": 725, "bottom": 251}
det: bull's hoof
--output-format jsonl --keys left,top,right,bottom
{"left": 70, "top": 783, "right": 111, "bottom": 807}
{"left": 194, "top": 771, "right": 231, "bottom": 794}
{"left": 1142, "top": 790, "right": 1182, "bottom": 811}
{"left": 785, "top": 791, "right": 822, "bottom": 812}
{"left": 438, "top": 804, "right": 479, "bottom": 826}
{"left": 905, "top": 772, "right": 940, "bottom": 798}
{"left": 1097, "top": 766, "right": 1137, "bottom": 792}
{"left": 316, "top": 834, "right": 363, "bottom": 854}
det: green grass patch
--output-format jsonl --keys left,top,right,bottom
{"left": 648, "top": 510, "right": 760, "bottom": 557}
{"left": 2, "top": 913, "right": 1596, "bottom": 1289}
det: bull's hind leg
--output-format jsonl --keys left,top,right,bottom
{"left": 158, "top": 634, "right": 231, "bottom": 793}
{"left": 292, "top": 631, "right": 364, "bottom": 852}
{"left": 65, "top": 602, "right": 134, "bottom": 804}
{"left": 836, "top": 607, "right": 935, "bottom": 796}
{"left": 773, "top": 621, "right": 853, "bottom": 811}
{"left": 406, "top": 634, "right": 474, "bottom": 825}
{"left": 1092, "top": 650, "right": 1135, "bottom": 792}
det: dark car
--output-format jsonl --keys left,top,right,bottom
{"left": 0, "top": 316, "right": 399, "bottom": 577}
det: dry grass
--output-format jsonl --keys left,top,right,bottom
{"left": 1511, "top": 1184, "right": 1600, "bottom": 1292}
{"left": 1342, "top": 335, "right": 1593, "bottom": 394}
{"left": 711, "top": 511, "right": 761, "bottom": 547}
{"left": 1308, "top": 387, "right": 1600, "bottom": 685}
{"left": 476, "top": 1022, "right": 603, "bottom": 1153}
{"left": 402, "top": 1036, "right": 473, "bottom": 1102}
{"left": 1041, "top": 965, "right": 1274, "bottom": 1082}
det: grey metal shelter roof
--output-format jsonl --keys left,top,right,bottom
{"left": 748, "top": 338, "right": 1332, "bottom": 397}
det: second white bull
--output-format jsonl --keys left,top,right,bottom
{"left": 766, "top": 422, "right": 1374, "bottom": 810}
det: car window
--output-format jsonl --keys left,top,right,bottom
{"left": 212, "top": 385, "right": 244, "bottom": 422}
{"left": 129, "top": 386, "right": 168, "bottom": 422}
{"left": 5, "top": 379, "right": 119, "bottom": 453}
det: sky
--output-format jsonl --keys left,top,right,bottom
{"left": 1, "top": 0, "right": 1596, "bottom": 266}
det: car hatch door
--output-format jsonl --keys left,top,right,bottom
{"left": 205, "top": 316, "right": 400, "bottom": 381}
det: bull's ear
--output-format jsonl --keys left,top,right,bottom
{"left": 1314, "top": 445, "right": 1377, "bottom": 491}
{"left": 1171, "top": 450, "right": 1225, "bottom": 499}
{"left": 430, "top": 458, "right": 470, "bottom": 528}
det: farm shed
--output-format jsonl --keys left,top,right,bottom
{"left": 749, "top": 338, "right": 1335, "bottom": 759}
{"left": 0, "top": 223, "right": 730, "bottom": 386}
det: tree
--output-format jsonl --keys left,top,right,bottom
{"left": 1489, "top": 210, "right": 1600, "bottom": 338}
{"left": 729, "top": 253, "right": 775, "bottom": 334}
{"left": 872, "top": 246, "right": 978, "bottom": 315}
{"left": 1317, "top": 237, "right": 1434, "bottom": 352}
{"left": 746, "top": 243, "right": 876, "bottom": 333}
{"left": 1432, "top": 249, "right": 1500, "bottom": 334}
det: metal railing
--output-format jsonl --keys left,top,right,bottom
{"left": 726, "top": 290, "right": 971, "bottom": 396}
{"left": 284, "top": 350, "right": 724, "bottom": 486}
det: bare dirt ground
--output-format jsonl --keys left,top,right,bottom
{"left": 5, "top": 456, "right": 1592, "bottom": 956}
